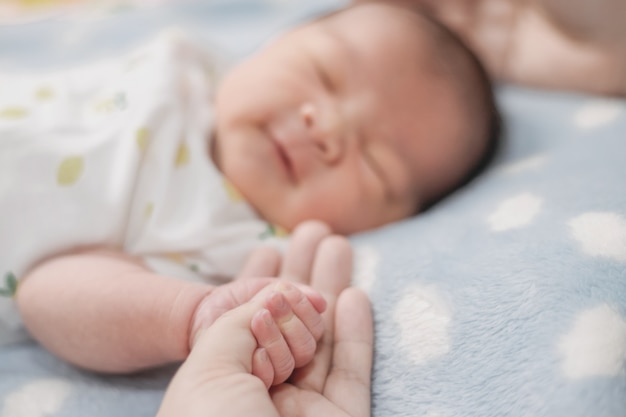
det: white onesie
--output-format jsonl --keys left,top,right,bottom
{"left": 0, "top": 31, "right": 285, "bottom": 342}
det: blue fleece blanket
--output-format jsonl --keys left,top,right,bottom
{"left": 1, "top": 1, "right": 624, "bottom": 416}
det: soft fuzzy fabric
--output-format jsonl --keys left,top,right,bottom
{"left": 352, "top": 87, "right": 626, "bottom": 417}
{"left": 0, "top": 1, "right": 624, "bottom": 416}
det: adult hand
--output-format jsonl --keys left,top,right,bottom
{"left": 272, "top": 239, "right": 373, "bottom": 417}
{"left": 159, "top": 221, "right": 373, "bottom": 417}
{"left": 238, "top": 220, "right": 333, "bottom": 281}
{"left": 246, "top": 221, "right": 373, "bottom": 417}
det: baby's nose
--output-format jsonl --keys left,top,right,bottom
{"left": 299, "top": 102, "right": 343, "bottom": 165}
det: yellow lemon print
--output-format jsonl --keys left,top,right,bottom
{"left": 35, "top": 86, "right": 55, "bottom": 101}
{"left": 174, "top": 142, "right": 190, "bottom": 167}
{"left": 223, "top": 179, "right": 244, "bottom": 202}
{"left": 0, "top": 107, "right": 28, "bottom": 120}
{"left": 94, "top": 98, "right": 113, "bottom": 113}
{"left": 272, "top": 225, "right": 289, "bottom": 238}
{"left": 57, "top": 156, "right": 84, "bottom": 186}
{"left": 144, "top": 202, "right": 154, "bottom": 219}
{"left": 136, "top": 128, "right": 150, "bottom": 152}
{"left": 93, "top": 92, "right": 127, "bottom": 113}
{"left": 165, "top": 253, "right": 185, "bottom": 265}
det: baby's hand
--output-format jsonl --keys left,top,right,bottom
{"left": 190, "top": 280, "right": 326, "bottom": 386}
{"left": 189, "top": 221, "right": 334, "bottom": 386}
{"left": 250, "top": 284, "right": 325, "bottom": 388}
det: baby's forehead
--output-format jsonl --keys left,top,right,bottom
{"left": 314, "top": 5, "right": 439, "bottom": 64}
{"left": 322, "top": 4, "right": 430, "bottom": 38}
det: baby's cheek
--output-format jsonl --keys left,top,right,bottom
{"left": 289, "top": 194, "right": 358, "bottom": 234}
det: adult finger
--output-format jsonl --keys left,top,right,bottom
{"left": 324, "top": 288, "right": 373, "bottom": 417}
{"left": 160, "top": 300, "right": 267, "bottom": 417}
{"left": 289, "top": 236, "right": 353, "bottom": 393}
{"left": 271, "top": 290, "right": 372, "bottom": 417}
{"left": 309, "top": 236, "right": 352, "bottom": 296}
{"left": 189, "top": 278, "right": 278, "bottom": 348}
{"left": 280, "top": 221, "right": 331, "bottom": 284}
{"left": 189, "top": 297, "right": 269, "bottom": 373}
{"left": 238, "top": 245, "right": 282, "bottom": 279}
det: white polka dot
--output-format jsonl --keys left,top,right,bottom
{"left": 352, "top": 245, "right": 379, "bottom": 294}
{"left": 393, "top": 284, "right": 452, "bottom": 365}
{"left": 1, "top": 379, "right": 73, "bottom": 417}
{"left": 424, "top": 410, "right": 447, "bottom": 417}
{"left": 487, "top": 193, "right": 542, "bottom": 232}
{"left": 574, "top": 99, "right": 623, "bottom": 129}
{"left": 558, "top": 305, "right": 626, "bottom": 379}
{"left": 569, "top": 212, "right": 626, "bottom": 262}
{"left": 501, "top": 154, "right": 547, "bottom": 174}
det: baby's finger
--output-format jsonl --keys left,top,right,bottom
{"left": 238, "top": 246, "right": 282, "bottom": 279}
{"left": 251, "top": 303, "right": 295, "bottom": 385}
{"left": 280, "top": 221, "right": 331, "bottom": 283}
{"left": 277, "top": 282, "right": 325, "bottom": 341}
{"left": 265, "top": 290, "right": 317, "bottom": 370}
{"left": 250, "top": 347, "right": 274, "bottom": 389}
{"left": 295, "top": 285, "right": 327, "bottom": 314}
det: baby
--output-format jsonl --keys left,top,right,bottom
{"left": 213, "top": 2, "right": 499, "bottom": 234}
{"left": 0, "top": 2, "right": 498, "bottom": 373}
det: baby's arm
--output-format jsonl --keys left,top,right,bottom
{"left": 16, "top": 249, "right": 214, "bottom": 373}
{"left": 16, "top": 249, "right": 326, "bottom": 374}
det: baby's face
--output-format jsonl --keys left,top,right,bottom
{"left": 213, "top": 4, "right": 475, "bottom": 234}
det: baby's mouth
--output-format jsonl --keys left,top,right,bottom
{"left": 266, "top": 126, "right": 295, "bottom": 182}
{"left": 276, "top": 140, "right": 294, "bottom": 179}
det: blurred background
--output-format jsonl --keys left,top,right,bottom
{"left": 0, "top": 0, "right": 346, "bottom": 70}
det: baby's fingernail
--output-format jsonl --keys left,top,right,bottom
{"left": 274, "top": 282, "right": 294, "bottom": 293}
{"left": 257, "top": 348, "right": 268, "bottom": 363}
{"left": 268, "top": 291, "right": 287, "bottom": 311}
{"left": 317, "top": 296, "right": 327, "bottom": 312}
{"left": 260, "top": 308, "right": 273, "bottom": 326}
